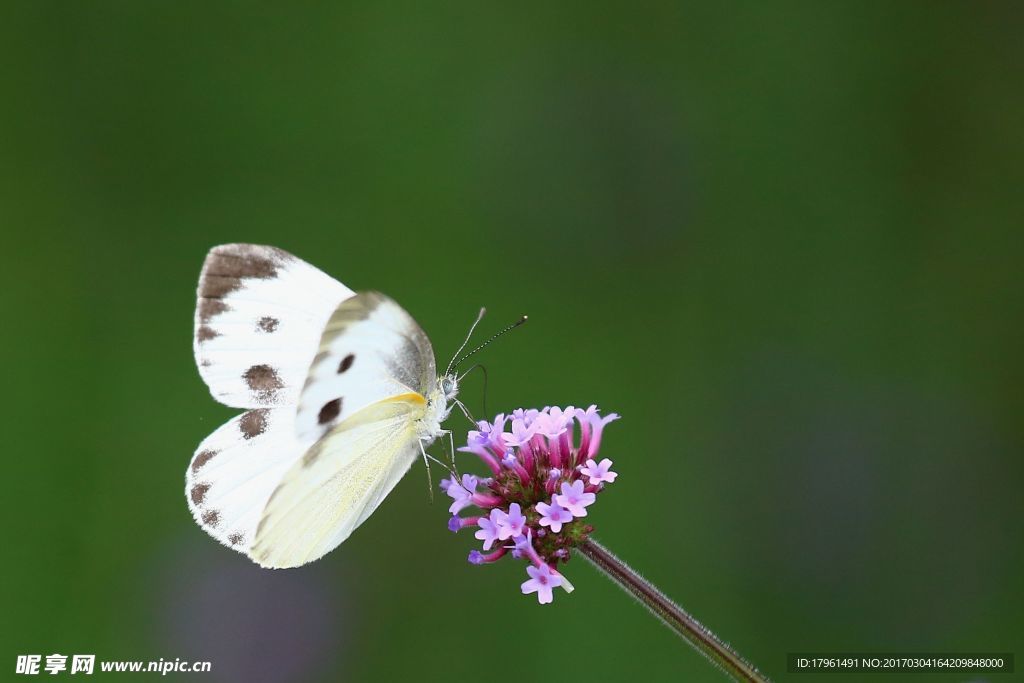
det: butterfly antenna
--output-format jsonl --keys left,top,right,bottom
{"left": 452, "top": 315, "right": 528, "bottom": 371}
{"left": 458, "top": 363, "right": 489, "bottom": 418}
{"left": 445, "top": 307, "right": 487, "bottom": 376}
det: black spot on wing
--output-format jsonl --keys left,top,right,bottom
{"left": 317, "top": 398, "right": 342, "bottom": 425}
{"left": 243, "top": 365, "right": 284, "bottom": 403}
{"left": 239, "top": 409, "right": 270, "bottom": 439}
{"left": 243, "top": 365, "right": 284, "bottom": 401}
{"left": 228, "top": 532, "right": 244, "bottom": 546}
{"left": 337, "top": 354, "right": 355, "bottom": 374}
{"left": 257, "top": 316, "right": 279, "bottom": 333}
{"left": 201, "top": 509, "right": 220, "bottom": 527}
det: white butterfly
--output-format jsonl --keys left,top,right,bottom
{"left": 186, "top": 244, "right": 467, "bottom": 568}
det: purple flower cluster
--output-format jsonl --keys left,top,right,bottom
{"left": 442, "top": 405, "right": 619, "bottom": 604}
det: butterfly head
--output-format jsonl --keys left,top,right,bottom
{"left": 439, "top": 373, "right": 459, "bottom": 402}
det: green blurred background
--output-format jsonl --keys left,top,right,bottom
{"left": 2, "top": 2, "right": 1021, "bottom": 682}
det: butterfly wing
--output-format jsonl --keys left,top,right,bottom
{"left": 186, "top": 407, "right": 313, "bottom": 554}
{"left": 294, "top": 291, "right": 437, "bottom": 441}
{"left": 194, "top": 243, "right": 354, "bottom": 409}
{"left": 250, "top": 394, "right": 427, "bottom": 568}
{"left": 190, "top": 254, "right": 440, "bottom": 567}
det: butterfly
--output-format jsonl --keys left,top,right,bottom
{"left": 186, "top": 244, "right": 473, "bottom": 568}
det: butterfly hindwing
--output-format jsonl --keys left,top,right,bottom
{"left": 294, "top": 291, "right": 437, "bottom": 441}
{"left": 186, "top": 407, "right": 312, "bottom": 555}
{"left": 194, "top": 244, "right": 354, "bottom": 409}
{"left": 250, "top": 395, "right": 427, "bottom": 569}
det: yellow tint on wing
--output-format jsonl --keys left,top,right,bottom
{"left": 250, "top": 393, "right": 428, "bottom": 568}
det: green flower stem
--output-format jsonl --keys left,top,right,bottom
{"left": 578, "top": 538, "right": 770, "bottom": 682}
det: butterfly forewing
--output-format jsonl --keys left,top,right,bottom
{"left": 294, "top": 291, "right": 437, "bottom": 441}
{"left": 194, "top": 244, "right": 354, "bottom": 409}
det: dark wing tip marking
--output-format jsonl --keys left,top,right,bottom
{"left": 317, "top": 398, "right": 342, "bottom": 425}
{"left": 337, "top": 353, "right": 355, "bottom": 374}
{"left": 198, "top": 298, "right": 229, "bottom": 324}
{"left": 257, "top": 316, "right": 280, "bottom": 333}
{"left": 239, "top": 409, "right": 270, "bottom": 439}
{"left": 190, "top": 483, "right": 211, "bottom": 505}
{"left": 199, "top": 244, "right": 287, "bottom": 300}
{"left": 206, "top": 245, "right": 283, "bottom": 279}
{"left": 198, "top": 275, "right": 243, "bottom": 300}
{"left": 197, "top": 325, "right": 220, "bottom": 342}
{"left": 192, "top": 449, "right": 218, "bottom": 473}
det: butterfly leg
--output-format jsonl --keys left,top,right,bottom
{"left": 445, "top": 429, "right": 462, "bottom": 479}
{"left": 419, "top": 437, "right": 462, "bottom": 501}
{"left": 434, "top": 428, "right": 462, "bottom": 481}
{"left": 418, "top": 439, "right": 435, "bottom": 502}
{"left": 452, "top": 398, "right": 476, "bottom": 425}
